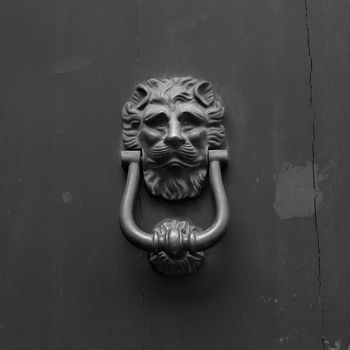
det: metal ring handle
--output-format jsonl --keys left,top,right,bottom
{"left": 119, "top": 150, "right": 229, "bottom": 255}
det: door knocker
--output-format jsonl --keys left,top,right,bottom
{"left": 120, "top": 77, "right": 229, "bottom": 276}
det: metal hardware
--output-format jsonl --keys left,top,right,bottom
{"left": 122, "top": 77, "right": 225, "bottom": 200}
{"left": 119, "top": 149, "right": 229, "bottom": 275}
{"left": 149, "top": 220, "right": 205, "bottom": 277}
{"left": 120, "top": 77, "right": 229, "bottom": 276}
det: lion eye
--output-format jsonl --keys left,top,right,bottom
{"left": 180, "top": 112, "right": 202, "bottom": 128}
{"left": 144, "top": 113, "right": 168, "bottom": 128}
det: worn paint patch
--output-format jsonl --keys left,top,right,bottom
{"left": 278, "top": 336, "right": 289, "bottom": 343}
{"left": 325, "top": 339, "right": 342, "bottom": 350}
{"left": 273, "top": 162, "right": 324, "bottom": 219}
{"left": 62, "top": 191, "right": 72, "bottom": 204}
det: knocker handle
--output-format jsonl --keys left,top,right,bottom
{"left": 195, "top": 150, "right": 230, "bottom": 251}
{"left": 119, "top": 151, "right": 154, "bottom": 251}
{"left": 119, "top": 150, "right": 229, "bottom": 255}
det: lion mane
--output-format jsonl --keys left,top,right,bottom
{"left": 122, "top": 77, "right": 225, "bottom": 150}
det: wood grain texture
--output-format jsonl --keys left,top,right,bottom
{"left": 0, "top": 1, "right": 144, "bottom": 349}
{"left": 138, "top": 0, "right": 321, "bottom": 349}
{"left": 0, "top": 0, "right": 349, "bottom": 349}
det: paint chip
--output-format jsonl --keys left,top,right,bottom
{"left": 278, "top": 336, "right": 289, "bottom": 343}
{"left": 62, "top": 191, "right": 72, "bottom": 204}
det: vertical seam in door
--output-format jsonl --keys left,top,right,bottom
{"left": 304, "top": 1, "right": 326, "bottom": 348}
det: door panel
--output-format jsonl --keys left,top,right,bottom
{"left": 1, "top": 0, "right": 349, "bottom": 349}
{"left": 1, "top": 1, "right": 143, "bottom": 349}
{"left": 138, "top": 1, "right": 320, "bottom": 349}
{"left": 312, "top": 1, "right": 350, "bottom": 346}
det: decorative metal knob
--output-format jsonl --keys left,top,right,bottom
{"left": 119, "top": 77, "right": 229, "bottom": 276}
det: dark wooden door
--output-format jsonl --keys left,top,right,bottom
{"left": 1, "top": 1, "right": 350, "bottom": 349}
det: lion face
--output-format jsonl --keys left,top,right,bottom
{"left": 138, "top": 100, "right": 209, "bottom": 199}
{"left": 122, "top": 77, "right": 225, "bottom": 200}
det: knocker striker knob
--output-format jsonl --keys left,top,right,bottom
{"left": 150, "top": 220, "right": 204, "bottom": 276}
{"left": 152, "top": 224, "right": 197, "bottom": 257}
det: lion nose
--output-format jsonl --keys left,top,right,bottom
{"left": 165, "top": 134, "right": 185, "bottom": 148}
{"left": 164, "top": 123, "right": 185, "bottom": 148}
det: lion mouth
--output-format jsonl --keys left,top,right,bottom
{"left": 164, "top": 159, "right": 187, "bottom": 169}
{"left": 150, "top": 157, "right": 202, "bottom": 169}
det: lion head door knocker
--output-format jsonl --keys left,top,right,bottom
{"left": 120, "top": 77, "right": 229, "bottom": 276}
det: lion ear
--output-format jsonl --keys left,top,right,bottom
{"left": 131, "top": 84, "right": 149, "bottom": 110}
{"left": 194, "top": 80, "right": 214, "bottom": 107}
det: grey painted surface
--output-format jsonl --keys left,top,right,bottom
{"left": 0, "top": 0, "right": 349, "bottom": 349}
{"left": 311, "top": 1, "right": 350, "bottom": 348}
{"left": 0, "top": 1, "right": 143, "bottom": 349}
